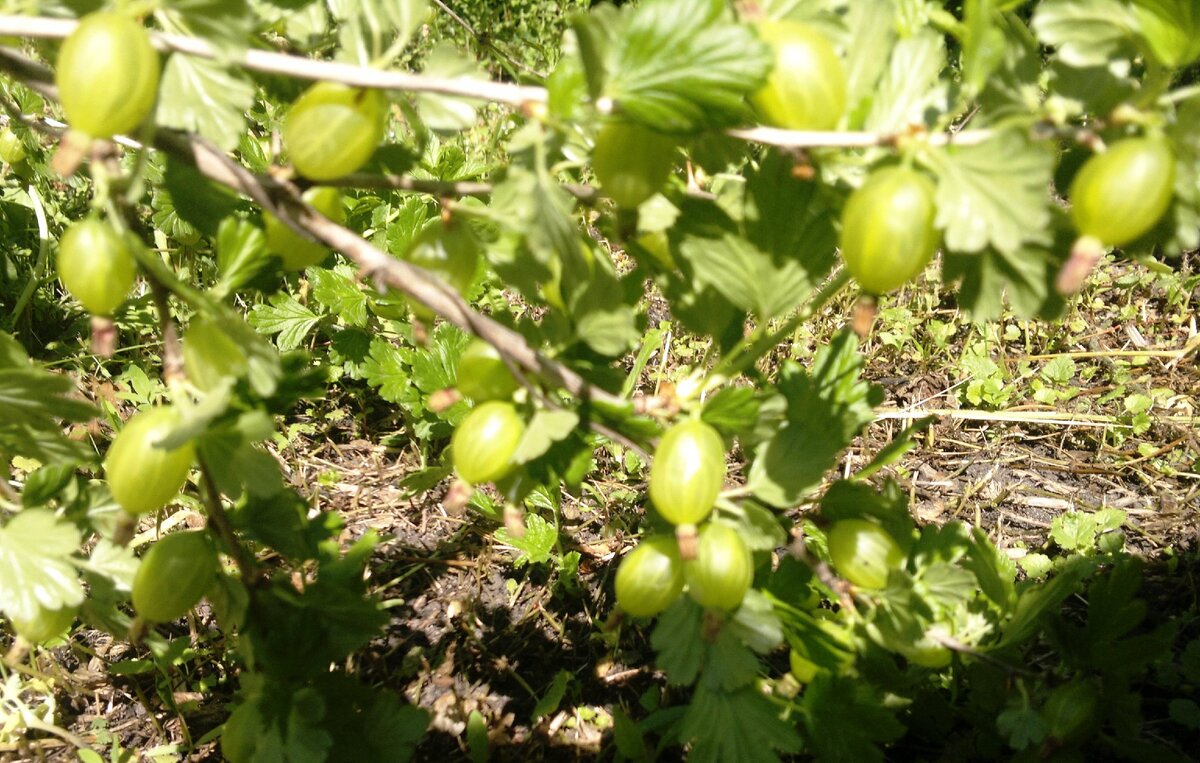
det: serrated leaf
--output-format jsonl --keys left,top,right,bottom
{"left": 495, "top": 513, "right": 557, "bottom": 568}
{"left": 361, "top": 338, "right": 416, "bottom": 405}
{"left": 0, "top": 509, "right": 85, "bottom": 622}
{"left": 157, "top": 56, "right": 254, "bottom": 151}
{"left": 569, "top": 266, "right": 639, "bottom": 356}
{"left": 1132, "top": 0, "right": 1200, "bottom": 67}
{"left": 80, "top": 540, "right": 139, "bottom": 591}
{"left": 1031, "top": 0, "right": 1138, "bottom": 67}
{"left": 164, "top": 0, "right": 254, "bottom": 57}
{"left": 699, "top": 627, "right": 762, "bottom": 691}
{"left": 309, "top": 267, "right": 369, "bottom": 328}
{"left": 337, "top": 0, "right": 428, "bottom": 67}
{"left": 248, "top": 293, "right": 321, "bottom": 351}
{"left": 997, "top": 703, "right": 1048, "bottom": 750}
{"left": 215, "top": 217, "right": 269, "bottom": 298}
{"left": 925, "top": 131, "right": 1056, "bottom": 255}
{"left": 651, "top": 596, "right": 706, "bottom": 685}
{"left": 801, "top": 674, "right": 903, "bottom": 763}
{"left": 680, "top": 685, "right": 802, "bottom": 763}
{"left": 726, "top": 589, "right": 784, "bottom": 654}
{"left": 865, "top": 30, "right": 947, "bottom": 132}
{"left": 701, "top": 387, "right": 759, "bottom": 438}
{"left": 747, "top": 331, "right": 881, "bottom": 507}
{"left": 602, "top": 0, "right": 771, "bottom": 133}
{"left": 842, "top": 0, "right": 895, "bottom": 128}
{"left": 415, "top": 44, "right": 487, "bottom": 132}
{"left": 0, "top": 369, "right": 96, "bottom": 427}
{"left": 513, "top": 410, "right": 580, "bottom": 465}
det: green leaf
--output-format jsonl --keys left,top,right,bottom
{"left": 163, "top": 157, "right": 240, "bottom": 237}
{"left": 747, "top": 332, "right": 881, "bottom": 506}
{"left": 415, "top": 43, "right": 487, "bottom": 132}
{"left": 215, "top": 217, "right": 270, "bottom": 298}
{"left": 997, "top": 557, "right": 1090, "bottom": 650}
{"left": 853, "top": 416, "right": 934, "bottom": 481}
{"left": 79, "top": 540, "right": 139, "bottom": 592}
{"left": 531, "top": 670, "right": 572, "bottom": 722}
{"left": 842, "top": 0, "right": 895, "bottom": 128}
{"left": 0, "top": 509, "right": 85, "bottom": 622}
{"left": 337, "top": 0, "right": 428, "bottom": 66}
{"left": 726, "top": 589, "right": 784, "bottom": 654}
{"left": 651, "top": 596, "right": 706, "bottom": 686}
{"left": 157, "top": 56, "right": 255, "bottom": 151}
{"left": 996, "top": 702, "right": 1048, "bottom": 750}
{"left": 965, "top": 526, "right": 1017, "bottom": 609}
{"left": 1031, "top": 0, "right": 1138, "bottom": 67}
{"left": 20, "top": 463, "right": 76, "bottom": 507}
{"left": 701, "top": 387, "right": 760, "bottom": 439}
{"left": 801, "top": 674, "right": 903, "bottom": 763}
{"left": 569, "top": 262, "right": 640, "bottom": 356}
{"left": 865, "top": 30, "right": 947, "bottom": 132}
{"left": 249, "top": 293, "right": 321, "bottom": 352}
{"left": 309, "top": 266, "right": 369, "bottom": 328}
{"left": 602, "top": 0, "right": 771, "bottom": 133}
{"left": 513, "top": 410, "right": 580, "bottom": 465}
{"left": 942, "top": 227, "right": 1069, "bottom": 323}
{"left": 961, "top": 0, "right": 1009, "bottom": 94}
{"left": 0, "top": 369, "right": 97, "bottom": 427}
{"left": 679, "top": 685, "right": 802, "bottom": 763}
{"left": 1169, "top": 699, "right": 1200, "bottom": 730}
{"left": 1132, "top": 0, "right": 1200, "bottom": 67}
{"left": 164, "top": 0, "right": 254, "bottom": 57}
{"left": 361, "top": 338, "right": 416, "bottom": 405}
{"left": 495, "top": 513, "right": 557, "bottom": 568}
{"left": 925, "top": 131, "right": 1056, "bottom": 255}
{"left": 673, "top": 157, "right": 837, "bottom": 322}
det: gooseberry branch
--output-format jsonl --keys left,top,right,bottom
{"left": 0, "top": 44, "right": 629, "bottom": 413}
{"left": 0, "top": 13, "right": 997, "bottom": 150}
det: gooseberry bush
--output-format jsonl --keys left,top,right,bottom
{"left": 0, "top": 0, "right": 1197, "bottom": 760}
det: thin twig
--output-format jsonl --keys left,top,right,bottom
{"left": 196, "top": 454, "right": 261, "bottom": 587}
{"left": 0, "top": 15, "right": 548, "bottom": 106}
{"left": 0, "top": 44, "right": 627, "bottom": 413}
{"left": 0, "top": 16, "right": 1008, "bottom": 150}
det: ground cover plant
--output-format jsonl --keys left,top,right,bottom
{"left": 0, "top": 0, "right": 1198, "bottom": 760}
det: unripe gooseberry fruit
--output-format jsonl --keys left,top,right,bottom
{"left": 648, "top": 419, "right": 726, "bottom": 527}
{"left": 8, "top": 605, "right": 77, "bottom": 644}
{"left": 615, "top": 535, "right": 685, "bottom": 617}
{"left": 283, "top": 82, "right": 387, "bottom": 181}
{"left": 826, "top": 518, "right": 905, "bottom": 590}
{"left": 592, "top": 121, "right": 677, "bottom": 208}
{"left": 751, "top": 21, "right": 846, "bottom": 131}
{"left": 684, "top": 523, "right": 754, "bottom": 611}
{"left": 57, "top": 218, "right": 138, "bottom": 316}
{"left": 264, "top": 186, "right": 346, "bottom": 270}
{"left": 55, "top": 12, "right": 160, "bottom": 140}
{"left": 456, "top": 339, "right": 520, "bottom": 402}
{"left": 839, "top": 166, "right": 939, "bottom": 295}
{"left": 0, "top": 128, "right": 26, "bottom": 164}
{"left": 1069, "top": 136, "right": 1175, "bottom": 247}
{"left": 104, "top": 406, "right": 195, "bottom": 515}
{"left": 132, "top": 531, "right": 219, "bottom": 623}
{"left": 450, "top": 401, "right": 525, "bottom": 485}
